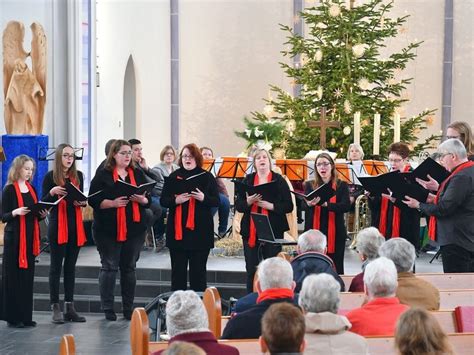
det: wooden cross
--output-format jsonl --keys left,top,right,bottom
{"left": 307, "top": 107, "right": 341, "bottom": 149}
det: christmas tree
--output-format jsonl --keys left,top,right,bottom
{"left": 236, "top": 0, "right": 439, "bottom": 159}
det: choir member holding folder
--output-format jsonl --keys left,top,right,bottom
{"left": 1, "top": 155, "right": 48, "bottom": 328}
{"left": 303, "top": 153, "right": 350, "bottom": 274}
{"left": 42, "top": 144, "right": 88, "bottom": 324}
{"left": 235, "top": 148, "right": 293, "bottom": 293}
{"left": 88, "top": 140, "right": 151, "bottom": 321}
{"left": 160, "top": 143, "right": 219, "bottom": 291}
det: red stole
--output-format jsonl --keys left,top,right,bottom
{"left": 248, "top": 172, "right": 272, "bottom": 248}
{"left": 57, "top": 177, "right": 86, "bottom": 246}
{"left": 257, "top": 288, "right": 294, "bottom": 303}
{"left": 174, "top": 176, "right": 197, "bottom": 240}
{"left": 428, "top": 161, "right": 474, "bottom": 240}
{"left": 113, "top": 168, "right": 140, "bottom": 242}
{"left": 13, "top": 181, "right": 40, "bottom": 269}
{"left": 312, "top": 181, "right": 337, "bottom": 253}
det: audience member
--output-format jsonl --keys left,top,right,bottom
{"left": 162, "top": 341, "right": 205, "bottom": 355}
{"left": 222, "top": 257, "right": 296, "bottom": 339}
{"left": 152, "top": 291, "right": 238, "bottom": 355}
{"left": 260, "top": 303, "right": 306, "bottom": 355}
{"left": 349, "top": 227, "right": 385, "bottom": 292}
{"left": 447, "top": 121, "right": 473, "bottom": 160}
{"left": 96, "top": 138, "right": 116, "bottom": 173}
{"left": 379, "top": 238, "right": 440, "bottom": 310}
{"left": 346, "top": 257, "right": 409, "bottom": 336}
{"left": 395, "top": 308, "right": 454, "bottom": 355}
{"left": 299, "top": 274, "right": 368, "bottom": 354}
{"left": 291, "top": 229, "right": 345, "bottom": 292}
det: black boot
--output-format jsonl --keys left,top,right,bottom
{"left": 64, "top": 302, "right": 86, "bottom": 322}
{"left": 51, "top": 303, "right": 64, "bottom": 324}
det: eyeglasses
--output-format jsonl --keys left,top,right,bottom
{"left": 182, "top": 154, "right": 195, "bottom": 159}
{"left": 446, "top": 135, "right": 461, "bottom": 140}
{"left": 62, "top": 154, "right": 75, "bottom": 159}
{"left": 316, "top": 162, "right": 331, "bottom": 168}
{"left": 439, "top": 152, "right": 453, "bottom": 160}
{"left": 118, "top": 151, "right": 132, "bottom": 156}
{"left": 388, "top": 158, "right": 403, "bottom": 164}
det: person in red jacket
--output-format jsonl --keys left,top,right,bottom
{"left": 346, "top": 257, "right": 409, "bottom": 336}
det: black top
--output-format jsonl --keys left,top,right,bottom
{"left": 41, "top": 170, "right": 84, "bottom": 243}
{"left": 88, "top": 167, "right": 151, "bottom": 237}
{"left": 160, "top": 167, "right": 219, "bottom": 250}
{"left": 2, "top": 184, "right": 38, "bottom": 234}
{"left": 235, "top": 172, "right": 293, "bottom": 240}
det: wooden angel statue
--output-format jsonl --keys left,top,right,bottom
{"left": 3, "top": 21, "right": 47, "bottom": 135}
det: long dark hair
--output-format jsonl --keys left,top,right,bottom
{"left": 311, "top": 152, "right": 338, "bottom": 188}
{"left": 53, "top": 143, "right": 79, "bottom": 186}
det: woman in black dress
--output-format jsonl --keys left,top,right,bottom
{"left": 304, "top": 153, "right": 351, "bottom": 274}
{"left": 42, "top": 143, "right": 87, "bottom": 323}
{"left": 235, "top": 148, "right": 293, "bottom": 293}
{"left": 0, "top": 155, "right": 48, "bottom": 327}
{"left": 88, "top": 140, "right": 151, "bottom": 321}
{"left": 160, "top": 143, "right": 219, "bottom": 291}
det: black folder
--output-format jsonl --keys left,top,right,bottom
{"left": 406, "top": 157, "right": 450, "bottom": 184}
{"left": 27, "top": 196, "right": 65, "bottom": 215}
{"left": 233, "top": 180, "right": 278, "bottom": 201}
{"left": 110, "top": 180, "right": 156, "bottom": 198}
{"left": 291, "top": 182, "right": 335, "bottom": 204}
{"left": 171, "top": 171, "right": 208, "bottom": 194}
{"left": 358, "top": 171, "right": 398, "bottom": 196}
{"left": 65, "top": 182, "right": 102, "bottom": 202}
{"left": 388, "top": 172, "right": 430, "bottom": 202}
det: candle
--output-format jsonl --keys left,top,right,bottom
{"left": 393, "top": 113, "right": 400, "bottom": 142}
{"left": 354, "top": 111, "right": 361, "bottom": 145}
{"left": 373, "top": 113, "right": 380, "bottom": 155}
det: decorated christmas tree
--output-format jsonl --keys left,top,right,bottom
{"left": 236, "top": 0, "right": 439, "bottom": 159}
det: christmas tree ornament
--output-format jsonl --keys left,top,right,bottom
{"left": 352, "top": 43, "right": 368, "bottom": 58}
{"left": 314, "top": 49, "right": 323, "bottom": 62}
{"left": 254, "top": 127, "right": 264, "bottom": 137}
{"left": 344, "top": 100, "right": 352, "bottom": 114}
{"left": 334, "top": 88, "right": 343, "bottom": 98}
{"left": 343, "top": 126, "right": 351, "bottom": 135}
{"left": 329, "top": 4, "right": 341, "bottom": 17}
{"left": 358, "top": 78, "right": 370, "bottom": 90}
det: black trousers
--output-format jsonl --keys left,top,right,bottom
{"left": 169, "top": 249, "right": 210, "bottom": 292}
{"left": 94, "top": 232, "right": 145, "bottom": 311}
{"left": 243, "top": 241, "right": 282, "bottom": 294}
{"left": 441, "top": 244, "right": 474, "bottom": 273}
{"left": 49, "top": 240, "right": 81, "bottom": 303}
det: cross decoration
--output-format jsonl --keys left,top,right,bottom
{"left": 307, "top": 107, "right": 341, "bottom": 149}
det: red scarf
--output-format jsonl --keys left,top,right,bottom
{"left": 312, "top": 181, "right": 337, "bottom": 253}
{"left": 13, "top": 181, "right": 40, "bottom": 269}
{"left": 57, "top": 177, "right": 86, "bottom": 246}
{"left": 113, "top": 168, "right": 140, "bottom": 242}
{"left": 174, "top": 176, "right": 197, "bottom": 240}
{"left": 379, "top": 165, "right": 410, "bottom": 238}
{"left": 248, "top": 172, "right": 272, "bottom": 248}
{"left": 428, "top": 161, "right": 474, "bottom": 241}
{"left": 257, "top": 288, "right": 294, "bottom": 303}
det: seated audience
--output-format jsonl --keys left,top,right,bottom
{"left": 346, "top": 257, "right": 409, "bottom": 336}
{"left": 260, "top": 303, "right": 306, "bottom": 355}
{"left": 299, "top": 274, "right": 368, "bottom": 354}
{"left": 291, "top": 229, "right": 345, "bottom": 292}
{"left": 349, "top": 227, "right": 385, "bottom": 292}
{"left": 379, "top": 238, "right": 440, "bottom": 310}
{"left": 152, "top": 291, "right": 238, "bottom": 355}
{"left": 162, "top": 341, "right": 205, "bottom": 355}
{"left": 395, "top": 308, "right": 454, "bottom": 355}
{"left": 222, "top": 257, "right": 297, "bottom": 339}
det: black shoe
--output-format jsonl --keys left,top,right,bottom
{"left": 123, "top": 309, "right": 133, "bottom": 320}
{"left": 24, "top": 321, "right": 37, "bottom": 327}
{"left": 7, "top": 321, "right": 25, "bottom": 328}
{"left": 104, "top": 310, "right": 117, "bottom": 321}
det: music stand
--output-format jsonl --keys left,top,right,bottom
{"left": 335, "top": 163, "right": 357, "bottom": 184}
{"left": 362, "top": 160, "right": 388, "bottom": 176}
{"left": 202, "top": 158, "right": 216, "bottom": 173}
{"left": 275, "top": 159, "right": 308, "bottom": 181}
{"left": 38, "top": 147, "right": 84, "bottom": 161}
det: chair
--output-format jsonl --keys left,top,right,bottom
{"left": 58, "top": 334, "right": 76, "bottom": 355}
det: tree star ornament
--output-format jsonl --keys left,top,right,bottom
{"left": 334, "top": 88, "right": 343, "bottom": 98}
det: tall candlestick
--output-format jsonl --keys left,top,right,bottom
{"left": 373, "top": 113, "right": 380, "bottom": 155}
{"left": 393, "top": 113, "right": 400, "bottom": 142}
{"left": 354, "top": 111, "right": 361, "bottom": 145}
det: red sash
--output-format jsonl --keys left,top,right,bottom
{"left": 249, "top": 172, "right": 272, "bottom": 248}
{"left": 257, "top": 288, "right": 294, "bottom": 303}
{"left": 428, "top": 161, "right": 474, "bottom": 241}
{"left": 174, "top": 176, "right": 196, "bottom": 240}
{"left": 13, "top": 181, "right": 40, "bottom": 269}
{"left": 312, "top": 182, "right": 337, "bottom": 253}
{"left": 57, "top": 177, "right": 86, "bottom": 246}
{"left": 113, "top": 168, "right": 140, "bottom": 242}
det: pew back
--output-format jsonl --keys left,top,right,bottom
{"left": 58, "top": 334, "right": 76, "bottom": 355}
{"left": 203, "top": 287, "right": 222, "bottom": 338}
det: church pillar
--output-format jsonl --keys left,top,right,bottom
{"left": 171, "top": 0, "right": 180, "bottom": 148}
{"left": 441, "top": 0, "right": 453, "bottom": 130}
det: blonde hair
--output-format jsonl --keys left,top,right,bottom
{"left": 7, "top": 155, "right": 36, "bottom": 184}
{"left": 447, "top": 121, "right": 473, "bottom": 155}
{"left": 347, "top": 143, "right": 365, "bottom": 160}
{"left": 252, "top": 148, "right": 273, "bottom": 171}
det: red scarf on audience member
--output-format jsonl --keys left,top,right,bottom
{"left": 379, "top": 165, "right": 410, "bottom": 237}
{"left": 13, "top": 181, "right": 40, "bottom": 269}
{"left": 257, "top": 288, "right": 294, "bottom": 303}
{"left": 57, "top": 177, "right": 86, "bottom": 246}
{"left": 312, "top": 181, "right": 337, "bottom": 253}
{"left": 248, "top": 172, "right": 272, "bottom": 248}
{"left": 174, "top": 176, "right": 196, "bottom": 240}
{"left": 428, "top": 161, "right": 474, "bottom": 240}
{"left": 113, "top": 168, "right": 140, "bottom": 242}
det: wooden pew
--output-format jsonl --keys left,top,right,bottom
{"left": 341, "top": 273, "right": 474, "bottom": 291}
{"left": 58, "top": 334, "right": 76, "bottom": 355}
{"left": 366, "top": 333, "right": 474, "bottom": 355}
{"left": 203, "top": 287, "right": 222, "bottom": 338}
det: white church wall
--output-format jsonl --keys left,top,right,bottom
{"left": 96, "top": 0, "right": 170, "bottom": 167}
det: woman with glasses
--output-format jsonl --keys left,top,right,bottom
{"left": 88, "top": 140, "right": 151, "bottom": 321}
{"left": 235, "top": 148, "right": 293, "bottom": 293}
{"left": 160, "top": 143, "right": 219, "bottom": 291}
{"left": 370, "top": 142, "right": 421, "bottom": 250}
{"left": 41, "top": 144, "right": 87, "bottom": 324}
{"left": 303, "top": 153, "right": 350, "bottom": 274}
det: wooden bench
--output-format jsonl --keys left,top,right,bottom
{"left": 341, "top": 273, "right": 474, "bottom": 291}
{"left": 202, "top": 287, "right": 222, "bottom": 338}
{"left": 58, "top": 334, "right": 76, "bottom": 355}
